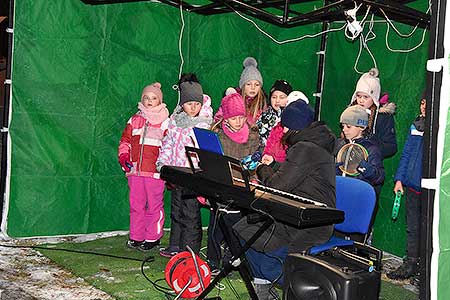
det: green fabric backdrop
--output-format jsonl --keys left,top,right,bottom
{"left": 5, "top": 0, "right": 431, "bottom": 259}
{"left": 6, "top": 0, "right": 321, "bottom": 237}
{"left": 437, "top": 56, "right": 450, "bottom": 300}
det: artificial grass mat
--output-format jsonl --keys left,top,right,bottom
{"left": 37, "top": 234, "right": 418, "bottom": 300}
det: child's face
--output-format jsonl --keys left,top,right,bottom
{"left": 355, "top": 92, "right": 374, "bottom": 109}
{"left": 182, "top": 101, "right": 202, "bottom": 117}
{"left": 270, "top": 91, "right": 288, "bottom": 110}
{"left": 420, "top": 99, "right": 426, "bottom": 116}
{"left": 141, "top": 92, "right": 160, "bottom": 108}
{"left": 341, "top": 123, "right": 365, "bottom": 140}
{"left": 226, "top": 116, "right": 247, "bottom": 131}
{"left": 243, "top": 80, "right": 261, "bottom": 98}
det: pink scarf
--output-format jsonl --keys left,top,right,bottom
{"left": 138, "top": 102, "right": 169, "bottom": 125}
{"left": 222, "top": 122, "right": 249, "bottom": 144}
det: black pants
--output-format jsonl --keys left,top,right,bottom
{"left": 206, "top": 209, "right": 241, "bottom": 268}
{"left": 405, "top": 188, "right": 421, "bottom": 258}
{"left": 169, "top": 186, "right": 202, "bottom": 253}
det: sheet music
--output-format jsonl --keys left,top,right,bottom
{"left": 232, "top": 177, "right": 327, "bottom": 207}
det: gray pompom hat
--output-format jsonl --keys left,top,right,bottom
{"left": 239, "top": 57, "right": 263, "bottom": 88}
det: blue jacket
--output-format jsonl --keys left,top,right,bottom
{"left": 336, "top": 136, "right": 385, "bottom": 187}
{"left": 394, "top": 118, "right": 424, "bottom": 192}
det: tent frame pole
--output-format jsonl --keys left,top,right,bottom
{"left": 0, "top": 0, "right": 14, "bottom": 231}
{"left": 421, "top": 0, "right": 446, "bottom": 298}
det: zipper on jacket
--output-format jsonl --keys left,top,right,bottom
{"left": 138, "top": 121, "right": 148, "bottom": 176}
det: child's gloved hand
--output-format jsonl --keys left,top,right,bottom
{"left": 357, "top": 160, "right": 376, "bottom": 178}
{"left": 119, "top": 154, "right": 132, "bottom": 172}
{"left": 335, "top": 162, "right": 344, "bottom": 174}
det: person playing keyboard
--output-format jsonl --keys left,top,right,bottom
{"left": 233, "top": 99, "right": 337, "bottom": 300}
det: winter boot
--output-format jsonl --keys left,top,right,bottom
{"left": 387, "top": 257, "right": 419, "bottom": 280}
{"left": 254, "top": 283, "right": 280, "bottom": 300}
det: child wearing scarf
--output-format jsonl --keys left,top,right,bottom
{"left": 118, "top": 82, "right": 170, "bottom": 252}
{"left": 207, "top": 89, "right": 260, "bottom": 272}
{"left": 156, "top": 73, "right": 213, "bottom": 257}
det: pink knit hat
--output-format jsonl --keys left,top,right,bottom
{"left": 141, "top": 82, "right": 163, "bottom": 103}
{"left": 221, "top": 92, "right": 246, "bottom": 119}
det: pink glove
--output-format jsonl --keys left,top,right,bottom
{"left": 119, "top": 154, "right": 132, "bottom": 172}
{"left": 197, "top": 196, "right": 208, "bottom": 205}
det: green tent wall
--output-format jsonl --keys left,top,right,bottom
{"left": 1, "top": 0, "right": 433, "bottom": 255}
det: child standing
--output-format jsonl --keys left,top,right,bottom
{"left": 214, "top": 57, "right": 266, "bottom": 126}
{"left": 336, "top": 105, "right": 385, "bottom": 190}
{"left": 349, "top": 68, "right": 397, "bottom": 158}
{"left": 256, "top": 79, "right": 292, "bottom": 146}
{"left": 156, "top": 73, "right": 213, "bottom": 257}
{"left": 118, "top": 82, "right": 169, "bottom": 251}
{"left": 387, "top": 98, "right": 426, "bottom": 283}
{"left": 207, "top": 90, "right": 260, "bottom": 271}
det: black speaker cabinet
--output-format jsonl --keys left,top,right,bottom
{"left": 283, "top": 253, "right": 381, "bottom": 300}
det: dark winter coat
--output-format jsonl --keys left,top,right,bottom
{"left": 335, "top": 136, "right": 385, "bottom": 188}
{"left": 234, "top": 121, "right": 337, "bottom": 253}
{"left": 373, "top": 102, "right": 397, "bottom": 158}
{"left": 394, "top": 116, "right": 424, "bottom": 192}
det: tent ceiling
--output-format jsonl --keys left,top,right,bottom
{"left": 81, "top": 0, "right": 430, "bottom": 28}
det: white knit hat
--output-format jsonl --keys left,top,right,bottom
{"left": 350, "top": 68, "right": 381, "bottom": 107}
{"left": 287, "top": 90, "right": 309, "bottom": 106}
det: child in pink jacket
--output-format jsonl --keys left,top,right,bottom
{"left": 118, "top": 82, "right": 169, "bottom": 252}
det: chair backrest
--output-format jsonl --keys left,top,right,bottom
{"left": 334, "top": 176, "right": 376, "bottom": 234}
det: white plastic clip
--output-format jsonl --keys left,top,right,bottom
{"left": 6, "top": 27, "right": 13, "bottom": 34}
{"left": 426, "top": 58, "right": 447, "bottom": 73}
{"left": 316, "top": 50, "right": 325, "bottom": 55}
{"left": 4, "top": 79, "right": 12, "bottom": 85}
{"left": 313, "top": 92, "right": 322, "bottom": 98}
{"left": 1, "top": 128, "right": 9, "bottom": 133}
{"left": 421, "top": 178, "right": 439, "bottom": 190}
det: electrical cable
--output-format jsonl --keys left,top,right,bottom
{"left": 175, "top": 1, "right": 186, "bottom": 106}
{"left": 384, "top": 20, "right": 428, "bottom": 53}
{"left": 0, "top": 243, "right": 150, "bottom": 262}
{"left": 225, "top": 276, "right": 242, "bottom": 300}
{"left": 177, "top": 2, "right": 185, "bottom": 80}
{"left": 0, "top": 243, "right": 177, "bottom": 298}
{"left": 140, "top": 254, "right": 176, "bottom": 296}
{"left": 227, "top": 4, "right": 347, "bottom": 45}
{"left": 379, "top": 0, "right": 431, "bottom": 53}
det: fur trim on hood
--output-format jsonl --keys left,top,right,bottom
{"left": 379, "top": 102, "right": 396, "bottom": 114}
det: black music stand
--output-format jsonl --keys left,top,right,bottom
{"left": 183, "top": 146, "right": 274, "bottom": 300}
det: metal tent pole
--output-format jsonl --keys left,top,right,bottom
{"left": 421, "top": 0, "right": 446, "bottom": 298}
{"left": 0, "top": 0, "right": 14, "bottom": 230}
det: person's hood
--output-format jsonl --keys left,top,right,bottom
{"left": 286, "top": 121, "right": 336, "bottom": 155}
{"left": 379, "top": 102, "right": 396, "bottom": 114}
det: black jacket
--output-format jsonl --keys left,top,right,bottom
{"left": 234, "top": 121, "right": 337, "bottom": 252}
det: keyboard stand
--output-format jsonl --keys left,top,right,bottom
{"left": 196, "top": 207, "right": 275, "bottom": 300}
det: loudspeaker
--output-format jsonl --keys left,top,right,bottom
{"left": 283, "top": 253, "right": 381, "bottom": 300}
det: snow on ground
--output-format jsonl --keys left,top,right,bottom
{"left": 0, "top": 232, "right": 125, "bottom": 300}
